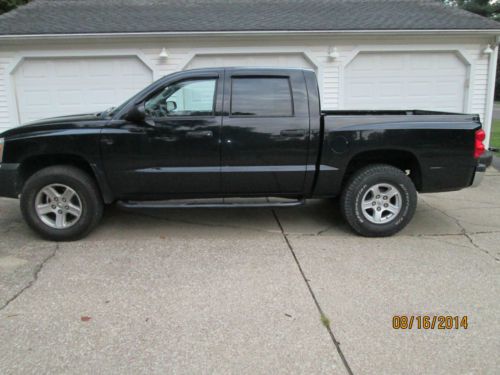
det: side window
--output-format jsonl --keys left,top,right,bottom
{"left": 145, "top": 78, "right": 216, "bottom": 117}
{"left": 231, "top": 77, "right": 293, "bottom": 117}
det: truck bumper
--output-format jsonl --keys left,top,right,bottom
{"left": 471, "top": 153, "right": 490, "bottom": 188}
{"left": 471, "top": 163, "right": 486, "bottom": 187}
{"left": 0, "top": 163, "right": 20, "bottom": 198}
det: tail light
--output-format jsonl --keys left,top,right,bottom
{"left": 474, "top": 129, "right": 486, "bottom": 159}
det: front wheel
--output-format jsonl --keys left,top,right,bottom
{"left": 340, "top": 164, "right": 417, "bottom": 237}
{"left": 20, "top": 166, "right": 103, "bottom": 241}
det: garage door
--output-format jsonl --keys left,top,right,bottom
{"left": 185, "top": 53, "right": 315, "bottom": 70}
{"left": 344, "top": 52, "right": 467, "bottom": 112}
{"left": 14, "top": 56, "right": 153, "bottom": 123}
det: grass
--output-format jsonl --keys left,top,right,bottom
{"left": 320, "top": 313, "right": 331, "bottom": 329}
{"left": 491, "top": 120, "right": 500, "bottom": 153}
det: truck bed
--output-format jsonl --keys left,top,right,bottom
{"left": 314, "top": 108, "right": 482, "bottom": 197}
{"left": 321, "top": 109, "right": 475, "bottom": 117}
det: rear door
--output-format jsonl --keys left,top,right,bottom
{"left": 221, "top": 69, "right": 311, "bottom": 195}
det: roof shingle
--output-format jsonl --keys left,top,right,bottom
{"left": 0, "top": 0, "right": 499, "bottom": 36}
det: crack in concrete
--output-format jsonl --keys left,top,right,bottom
{"left": 421, "top": 202, "right": 500, "bottom": 263}
{"left": 271, "top": 209, "right": 354, "bottom": 375}
{"left": 463, "top": 232, "right": 500, "bottom": 262}
{"left": 422, "top": 195, "right": 500, "bottom": 206}
{"left": 0, "top": 243, "right": 59, "bottom": 312}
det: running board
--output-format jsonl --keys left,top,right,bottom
{"left": 117, "top": 198, "right": 305, "bottom": 209}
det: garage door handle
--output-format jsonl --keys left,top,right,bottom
{"left": 186, "top": 130, "right": 213, "bottom": 138}
{"left": 280, "top": 129, "right": 306, "bottom": 137}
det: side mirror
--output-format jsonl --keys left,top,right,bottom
{"left": 125, "top": 103, "right": 146, "bottom": 123}
{"left": 125, "top": 103, "right": 156, "bottom": 126}
{"left": 166, "top": 101, "right": 177, "bottom": 112}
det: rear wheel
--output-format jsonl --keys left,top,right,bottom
{"left": 21, "top": 166, "right": 103, "bottom": 241}
{"left": 340, "top": 164, "right": 417, "bottom": 237}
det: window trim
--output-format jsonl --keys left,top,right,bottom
{"left": 229, "top": 76, "right": 295, "bottom": 118}
{"left": 145, "top": 76, "right": 219, "bottom": 119}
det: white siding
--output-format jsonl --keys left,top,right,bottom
{"left": 0, "top": 35, "right": 495, "bottom": 143}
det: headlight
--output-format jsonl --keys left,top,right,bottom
{"left": 0, "top": 138, "right": 4, "bottom": 163}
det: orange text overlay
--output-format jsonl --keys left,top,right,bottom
{"left": 392, "top": 315, "right": 468, "bottom": 330}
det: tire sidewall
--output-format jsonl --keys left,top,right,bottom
{"left": 342, "top": 166, "right": 417, "bottom": 237}
{"left": 21, "top": 170, "right": 99, "bottom": 241}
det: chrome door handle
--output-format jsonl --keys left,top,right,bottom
{"left": 186, "top": 130, "right": 213, "bottom": 138}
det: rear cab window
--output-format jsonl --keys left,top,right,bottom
{"left": 230, "top": 77, "right": 294, "bottom": 117}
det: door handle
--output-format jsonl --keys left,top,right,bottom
{"left": 186, "top": 130, "right": 214, "bottom": 138}
{"left": 280, "top": 129, "right": 306, "bottom": 137}
{"left": 101, "top": 137, "right": 114, "bottom": 145}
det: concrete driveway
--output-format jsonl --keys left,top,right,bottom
{"left": 0, "top": 170, "right": 499, "bottom": 374}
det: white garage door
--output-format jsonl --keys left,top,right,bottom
{"left": 185, "top": 53, "right": 315, "bottom": 70}
{"left": 345, "top": 52, "right": 467, "bottom": 112}
{"left": 14, "top": 56, "right": 153, "bottom": 123}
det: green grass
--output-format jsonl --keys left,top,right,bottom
{"left": 491, "top": 120, "right": 500, "bottom": 153}
{"left": 320, "top": 313, "right": 331, "bottom": 329}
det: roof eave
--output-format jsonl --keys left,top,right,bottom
{"left": 1, "top": 29, "right": 500, "bottom": 40}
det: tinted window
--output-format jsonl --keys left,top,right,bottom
{"left": 231, "top": 77, "right": 293, "bottom": 117}
{"left": 145, "top": 78, "right": 216, "bottom": 117}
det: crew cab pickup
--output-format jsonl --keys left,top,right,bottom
{"left": 0, "top": 67, "right": 487, "bottom": 240}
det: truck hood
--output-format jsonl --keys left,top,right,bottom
{"left": 1, "top": 113, "right": 107, "bottom": 138}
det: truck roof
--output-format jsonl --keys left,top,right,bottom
{"left": 183, "top": 67, "right": 315, "bottom": 73}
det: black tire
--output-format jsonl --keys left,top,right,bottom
{"left": 340, "top": 164, "right": 417, "bottom": 237}
{"left": 20, "top": 166, "right": 103, "bottom": 241}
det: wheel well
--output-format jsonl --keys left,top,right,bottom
{"left": 18, "top": 154, "right": 98, "bottom": 192}
{"left": 343, "top": 150, "right": 422, "bottom": 190}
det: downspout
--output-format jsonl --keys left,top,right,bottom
{"left": 484, "top": 36, "right": 500, "bottom": 147}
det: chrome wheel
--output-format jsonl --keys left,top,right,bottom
{"left": 361, "top": 183, "right": 402, "bottom": 224}
{"left": 35, "top": 184, "right": 83, "bottom": 229}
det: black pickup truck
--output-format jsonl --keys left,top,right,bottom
{"left": 0, "top": 67, "right": 487, "bottom": 240}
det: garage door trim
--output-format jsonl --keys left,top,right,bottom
{"left": 6, "top": 50, "right": 156, "bottom": 126}
{"left": 180, "top": 50, "right": 322, "bottom": 95}
{"left": 339, "top": 46, "right": 472, "bottom": 112}
{"left": 181, "top": 50, "right": 320, "bottom": 71}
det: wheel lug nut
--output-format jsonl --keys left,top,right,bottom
{"left": 383, "top": 196, "right": 388, "bottom": 200}
{"left": 51, "top": 205, "right": 56, "bottom": 209}
{"left": 384, "top": 203, "right": 388, "bottom": 207}
{"left": 65, "top": 206, "right": 69, "bottom": 210}
{"left": 376, "top": 195, "right": 380, "bottom": 199}
{"left": 62, "top": 198, "right": 66, "bottom": 202}
{"left": 372, "top": 202, "right": 376, "bottom": 206}
{"left": 377, "top": 207, "right": 381, "bottom": 211}
{"left": 58, "top": 210, "right": 62, "bottom": 214}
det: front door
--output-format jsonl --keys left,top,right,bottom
{"left": 101, "top": 73, "right": 223, "bottom": 199}
{"left": 221, "top": 69, "right": 311, "bottom": 195}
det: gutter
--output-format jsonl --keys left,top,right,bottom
{"left": 1, "top": 29, "right": 500, "bottom": 40}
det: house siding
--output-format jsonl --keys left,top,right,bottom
{"left": 0, "top": 34, "right": 495, "bottom": 143}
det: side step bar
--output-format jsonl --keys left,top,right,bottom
{"left": 117, "top": 198, "right": 306, "bottom": 209}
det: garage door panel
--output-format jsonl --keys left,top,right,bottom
{"left": 345, "top": 52, "right": 467, "bottom": 112}
{"left": 21, "top": 61, "right": 49, "bottom": 78}
{"left": 186, "top": 53, "right": 315, "bottom": 71}
{"left": 14, "top": 56, "right": 153, "bottom": 123}
{"left": 56, "top": 89, "right": 82, "bottom": 106}
{"left": 54, "top": 61, "right": 82, "bottom": 78}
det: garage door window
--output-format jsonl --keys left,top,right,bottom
{"left": 231, "top": 77, "right": 293, "bottom": 117}
{"left": 145, "top": 78, "right": 217, "bottom": 117}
